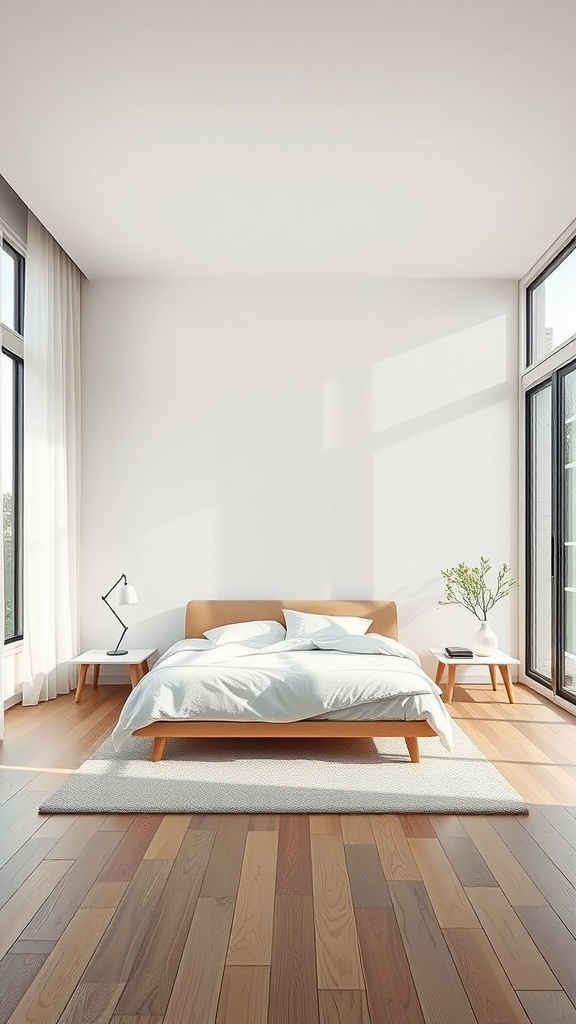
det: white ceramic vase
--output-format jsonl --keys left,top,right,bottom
{"left": 471, "top": 619, "right": 498, "bottom": 656}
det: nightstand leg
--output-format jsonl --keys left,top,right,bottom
{"left": 488, "top": 664, "right": 497, "bottom": 691}
{"left": 75, "top": 664, "right": 89, "bottom": 704}
{"left": 435, "top": 662, "right": 445, "bottom": 685}
{"left": 445, "top": 664, "right": 457, "bottom": 703}
{"left": 129, "top": 665, "right": 140, "bottom": 689}
{"left": 499, "top": 664, "right": 515, "bottom": 704}
{"left": 93, "top": 664, "right": 100, "bottom": 689}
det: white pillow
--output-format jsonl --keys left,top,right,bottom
{"left": 283, "top": 609, "right": 372, "bottom": 641}
{"left": 203, "top": 619, "right": 286, "bottom": 646}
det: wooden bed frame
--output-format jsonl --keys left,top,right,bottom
{"left": 133, "top": 600, "right": 436, "bottom": 762}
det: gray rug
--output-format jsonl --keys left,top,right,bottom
{"left": 39, "top": 722, "right": 528, "bottom": 815}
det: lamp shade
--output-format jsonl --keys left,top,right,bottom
{"left": 118, "top": 582, "right": 138, "bottom": 606}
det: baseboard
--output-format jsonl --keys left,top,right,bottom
{"left": 3, "top": 693, "right": 22, "bottom": 710}
{"left": 521, "top": 675, "right": 576, "bottom": 718}
{"left": 95, "top": 676, "right": 132, "bottom": 686}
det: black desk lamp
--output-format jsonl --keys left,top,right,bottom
{"left": 101, "top": 573, "right": 138, "bottom": 655}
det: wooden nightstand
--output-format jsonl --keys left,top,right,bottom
{"left": 70, "top": 648, "right": 157, "bottom": 703}
{"left": 430, "top": 648, "right": 520, "bottom": 704}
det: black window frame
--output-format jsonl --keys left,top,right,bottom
{"left": 1, "top": 238, "right": 25, "bottom": 336}
{"left": 524, "top": 378, "right": 554, "bottom": 689}
{"left": 2, "top": 347, "right": 24, "bottom": 644}
{"left": 1, "top": 233, "right": 25, "bottom": 645}
{"left": 557, "top": 359, "right": 576, "bottom": 703}
{"left": 526, "top": 235, "right": 576, "bottom": 368}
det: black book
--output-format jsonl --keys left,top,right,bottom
{"left": 445, "top": 646, "right": 474, "bottom": 658}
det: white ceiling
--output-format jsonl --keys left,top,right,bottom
{"left": 1, "top": 0, "right": 576, "bottom": 279}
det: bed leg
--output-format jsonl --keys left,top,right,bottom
{"left": 405, "top": 737, "right": 420, "bottom": 763}
{"left": 152, "top": 737, "right": 167, "bottom": 762}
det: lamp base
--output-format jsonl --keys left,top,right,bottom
{"left": 107, "top": 649, "right": 128, "bottom": 656}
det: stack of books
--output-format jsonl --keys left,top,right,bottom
{"left": 444, "top": 646, "right": 474, "bottom": 658}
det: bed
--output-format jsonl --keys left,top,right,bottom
{"left": 114, "top": 600, "right": 452, "bottom": 763}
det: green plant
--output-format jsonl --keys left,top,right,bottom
{"left": 439, "top": 557, "right": 517, "bottom": 621}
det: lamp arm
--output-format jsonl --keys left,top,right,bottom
{"left": 101, "top": 594, "right": 128, "bottom": 633}
{"left": 111, "top": 624, "right": 128, "bottom": 655}
{"left": 102, "top": 573, "right": 127, "bottom": 602}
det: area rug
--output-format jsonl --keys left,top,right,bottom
{"left": 39, "top": 722, "right": 528, "bottom": 815}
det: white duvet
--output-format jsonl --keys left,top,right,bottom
{"left": 111, "top": 633, "right": 453, "bottom": 751}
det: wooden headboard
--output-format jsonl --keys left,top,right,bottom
{"left": 184, "top": 600, "right": 398, "bottom": 640}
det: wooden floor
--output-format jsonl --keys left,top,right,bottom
{"left": 1, "top": 682, "right": 576, "bottom": 1024}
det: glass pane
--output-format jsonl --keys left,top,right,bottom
{"left": 2, "top": 352, "right": 15, "bottom": 638}
{"left": 529, "top": 385, "right": 553, "bottom": 682}
{"left": 567, "top": 462, "right": 575, "bottom": 540}
{"left": 566, "top": 370, "right": 576, "bottom": 420}
{"left": 566, "top": 592, "right": 576, "bottom": 696}
{"left": 530, "top": 246, "right": 576, "bottom": 365}
{"left": 562, "top": 366, "right": 576, "bottom": 699}
{"left": 566, "top": 419, "right": 575, "bottom": 469}
{"left": 1, "top": 246, "right": 16, "bottom": 331}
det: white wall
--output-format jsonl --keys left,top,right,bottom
{"left": 81, "top": 279, "right": 518, "bottom": 680}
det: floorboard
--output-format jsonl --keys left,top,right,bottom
{"left": 226, "top": 829, "right": 278, "bottom": 966}
{"left": 518, "top": 991, "right": 576, "bottom": 1024}
{"left": 444, "top": 927, "right": 531, "bottom": 1024}
{"left": 389, "top": 879, "right": 477, "bottom": 1024}
{"left": 355, "top": 907, "right": 424, "bottom": 1024}
{"left": 318, "top": 990, "right": 370, "bottom": 1024}
{"left": 268, "top": 894, "right": 319, "bottom": 1024}
{"left": 311, "top": 833, "right": 364, "bottom": 989}
{"left": 0, "top": 952, "right": 49, "bottom": 1024}
{"left": 216, "top": 965, "right": 270, "bottom": 1024}
{"left": 163, "top": 896, "right": 235, "bottom": 1024}
{"left": 275, "top": 814, "right": 312, "bottom": 895}
{"left": 465, "top": 887, "right": 560, "bottom": 990}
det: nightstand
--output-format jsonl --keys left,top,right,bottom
{"left": 70, "top": 648, "right": 157, "bottom": 703}
{"left": 430, "top": 648, "right": 520, "bottom": 704}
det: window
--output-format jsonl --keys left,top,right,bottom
{"left": 1, "top": 239, "right": 25, "bottom": 335}
{"left": 526, "top": 359, "right": 576, "bottom": 704}
{"left": 1, "top": 229, "right": 25, "bottom": 644}
{"left": 523, "top": 223, "right": 576, "bottom": 706}
{"left": 2, "top": 349, "right": 23, "bottom": 642}
{"left": 526, "top": 238, "right": 576, "bottom": 367}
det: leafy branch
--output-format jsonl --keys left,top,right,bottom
{"left": 439, "top": 557, "right": 517, "bottom": 621}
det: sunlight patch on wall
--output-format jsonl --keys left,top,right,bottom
{"left": 372, "top": 314, "right": 508, "bottom": 433}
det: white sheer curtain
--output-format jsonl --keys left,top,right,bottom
{"left": 22, "top": 215, "right": 81, "bottom": 705}
{"left": 0, "top": 350, "right": 4, "bottom": 737}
